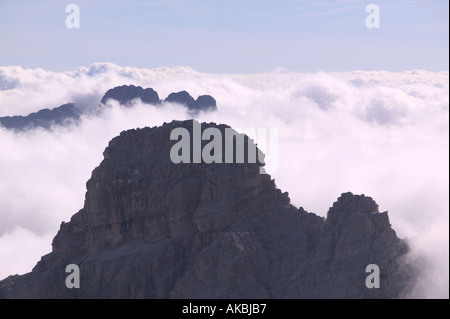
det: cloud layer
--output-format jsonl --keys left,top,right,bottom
{"left": 0, "top": 64, "right": 448, "bottom": 298}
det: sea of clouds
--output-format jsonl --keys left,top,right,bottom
{"left": 0, "top": 63, "right": 448, "bottom": 298}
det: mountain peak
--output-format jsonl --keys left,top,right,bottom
{"left": 327, "top": 192, "right": 380, "bottom": 225}
{"left": 0, "top": 120, "right": 415, "bottom": 298}
{"left": 100, "top": 84, "right": 160, "bottom": 106}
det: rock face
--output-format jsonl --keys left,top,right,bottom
{"left": 0, "top": 120, "right": 414, "bottom": 298}
{"left": 0, "top": 103, "right": 80, "bottom": 131}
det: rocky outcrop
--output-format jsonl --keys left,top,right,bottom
{"left": 164, "top": 91, "right": 217, "bottom": 111}
{"left": 100, "top": 85, "right": 160, "bottom": 106}
{"left": 164, "top": 91, "right": 196, "bottom": 109}
{"left": 0, "top": 103, "right": 80, "bottom": 131}
{"left": 195, "top": 95, "right": 217, "bottom": 111}
{"left": 0, "top": 120, "right": 414, "bottom": 298}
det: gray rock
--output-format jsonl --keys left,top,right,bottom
{"left": 0, "top": 120, "right": 415, "bottom": 298}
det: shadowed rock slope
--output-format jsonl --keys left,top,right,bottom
{"left": 0, "top": 120, "right": 414, "bottom": 298}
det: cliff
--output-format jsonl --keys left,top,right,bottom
{"left": 0, "top": 120, "right": 414, "bottom": 298}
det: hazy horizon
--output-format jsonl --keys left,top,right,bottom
{"left": 1, "top": 0, "right": 448, "bottom": 73}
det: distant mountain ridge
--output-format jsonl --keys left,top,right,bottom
{"left": 0, "top": 103, "right": 80, "bottom": 131}
{"left": 100, "top": 85, "right": 160, "bottom": 106}
{"left": 0, "top": 85, "right": 217, "bottom": 131}
{"left": 101, "top": 85, "right": 217, "bottom": 112}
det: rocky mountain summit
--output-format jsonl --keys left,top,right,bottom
{"left": 164, "top": 90, "right": 217, "bottom": 112}
{"left": 0, "top": 120, "right": 414, "bottom": 298}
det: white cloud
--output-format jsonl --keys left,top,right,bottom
{"left": 0, "top": 226, "right": 53, "bottom": 277}
{"left": 0, "top": 64, "right": 448, "bottom": 298}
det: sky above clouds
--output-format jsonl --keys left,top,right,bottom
{"left": 0, "top": 0, "right": 448, "bottom": 72}
{"left": 0, "top": 0, "right": 448, "bottom": 299}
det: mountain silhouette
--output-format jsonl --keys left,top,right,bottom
{"left": 0, "top": 120, "right": 415, "bottom": 298}
{"left": 0, "top": 86, "right": 217, "bottom": 131}
{"left": 100, "top": 85, "right": 160, "bottom": 106}
{"left": 0, "top": 103, "right": 80, "bottom": 131}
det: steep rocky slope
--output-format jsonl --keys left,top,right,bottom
{"left": 0, "top": 120, "right": 414, "bottom": 298}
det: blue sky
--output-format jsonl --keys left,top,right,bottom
{"left": 0, "top": 0, "right": 448, "bottom": 72}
